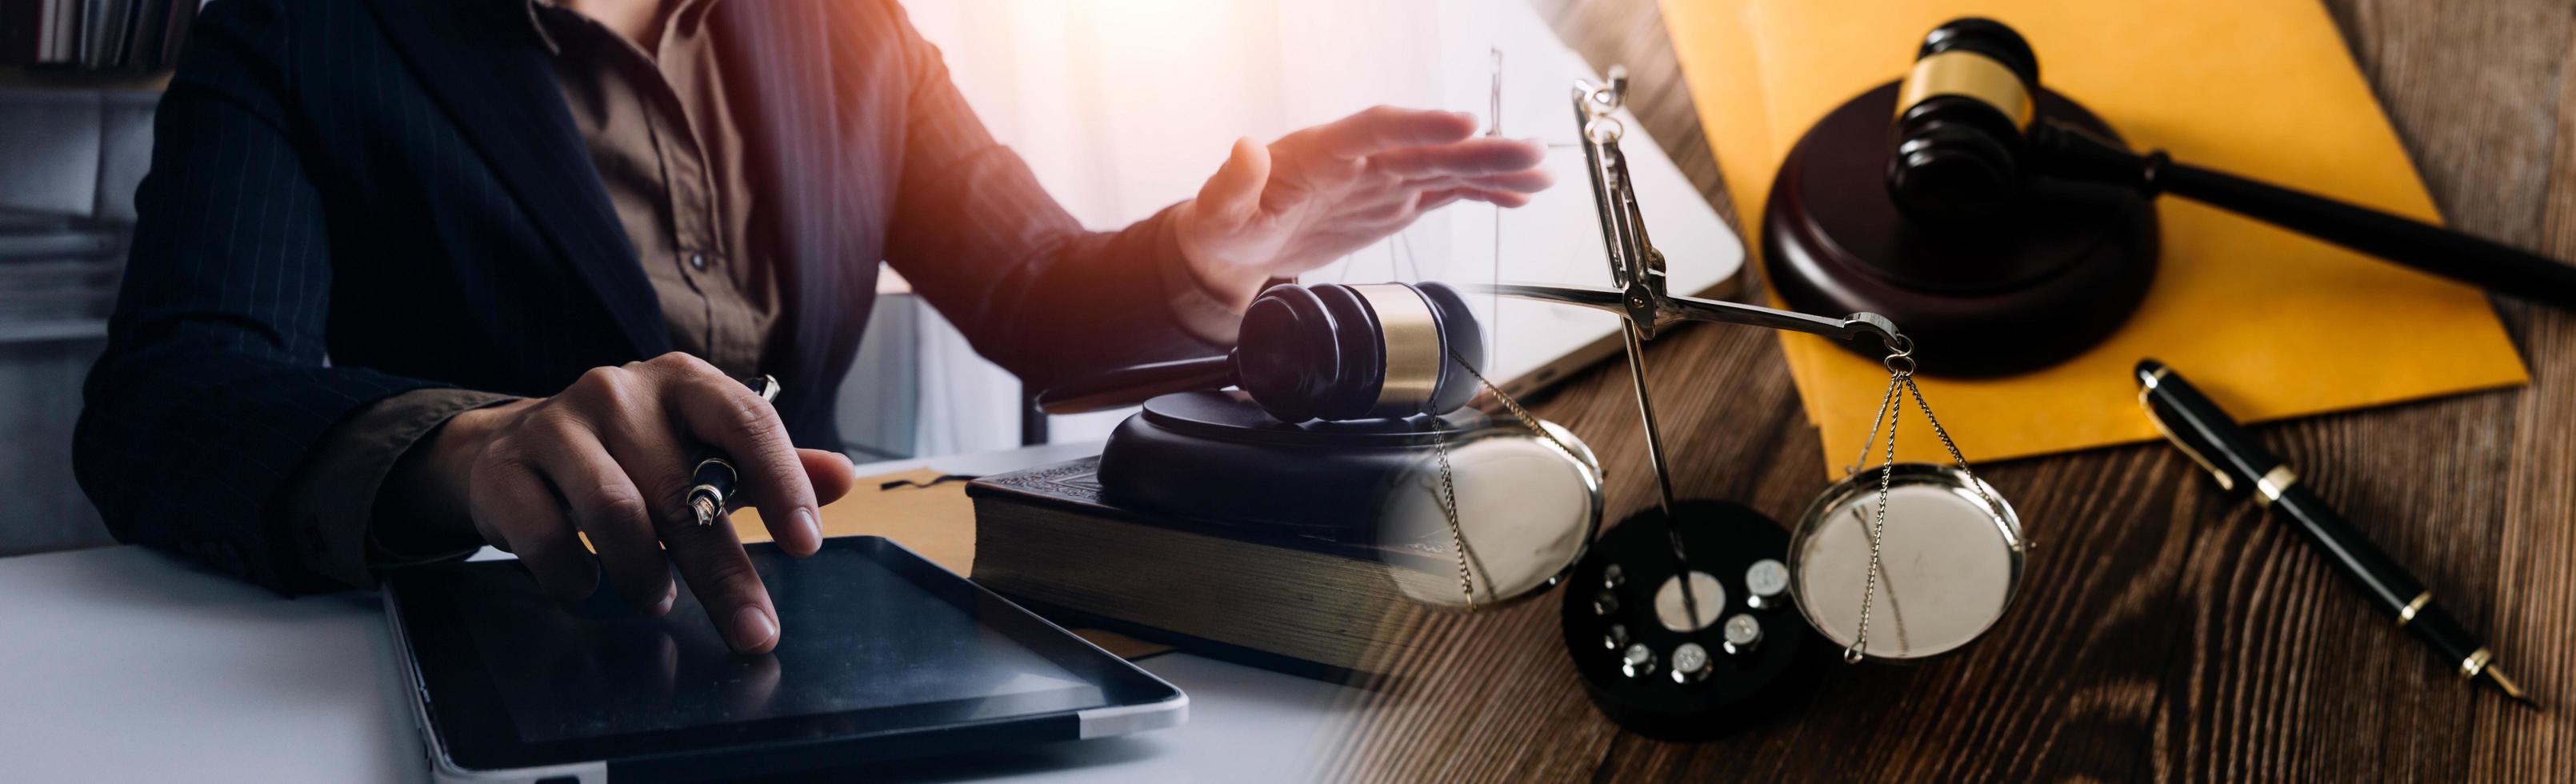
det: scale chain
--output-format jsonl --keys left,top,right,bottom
{"left": 1850, "top": 375, "right": 1902, "bottom": 663}
{"left": 1842, "top": 337, "right": 1996, "bottom": 662}
{"left": 1426, "top": 351, "right": 1594, "bottom": 612}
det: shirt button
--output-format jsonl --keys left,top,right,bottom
{"left": 689, "top": 252, "right": 709, "bottom": 270}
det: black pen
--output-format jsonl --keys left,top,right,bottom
{"left": 687, "top": 374, "right": 782, "bottom": 526}
{"left": 2134, "top": 358, "right": 2535, "bottom": 707}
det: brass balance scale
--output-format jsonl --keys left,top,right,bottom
{"left": 1465, "top": 68, "right": 2029, "bottom": 739}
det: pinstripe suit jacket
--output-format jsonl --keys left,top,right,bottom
{"left": 74, "top": 0, "right": 1221, "bottom": 593}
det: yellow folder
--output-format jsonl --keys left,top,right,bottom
{"left": 1658, "top": 0, "right": 2528, "bottom": 473}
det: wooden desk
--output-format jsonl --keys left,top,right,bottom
{"left": 1330, "top": 2, "right": 2576, "bottom": 779}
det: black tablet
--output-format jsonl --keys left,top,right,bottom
{"left": 383, "top": 536, "right": 1186, "bottom": 783}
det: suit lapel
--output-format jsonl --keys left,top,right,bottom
{"left": 712, "top": 0, "right": 854, "bottom": 415}
{"left": 362, "top": 0, "right": 669, "bottom": 359}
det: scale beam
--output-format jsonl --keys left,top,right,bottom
{"left": 1468, "top": 282, "right": 1902, "bottom": 346}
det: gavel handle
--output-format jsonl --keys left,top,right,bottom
{"left": 2030, "top": 120, "right": 2576, "bottom": 308}
{"left": 1034, "top": 354, "right": 1237, "bottom": 414}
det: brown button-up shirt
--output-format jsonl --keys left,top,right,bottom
{"left": 538, "top": 0, "right": 778, "bottom": 378}
{"left": 282, "top": 0, "right": 1249, "bottom": 587}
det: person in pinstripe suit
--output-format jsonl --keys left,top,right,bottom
{"left": 73, "top": 0, "right": 1551, "bottom": 653}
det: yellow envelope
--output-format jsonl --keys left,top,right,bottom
{"left": 1658, "top": 0, "right": 2528, "bottom": 472}
{"left": 734, "top": 468, "right": 977, "bottom": 574}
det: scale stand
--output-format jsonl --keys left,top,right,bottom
{"left": 1465, "top": 68, "right": 1907, "bottom": 738}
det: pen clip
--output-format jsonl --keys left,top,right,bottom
{"left": 2137, "top": 372, "right": 2235, "bottom": 492}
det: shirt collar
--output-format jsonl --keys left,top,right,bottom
{"left": 522, "top": 0, "right": 726, "bottom": 58}
{"left": 523, "top": 0, "right": 567, "bottom": 55}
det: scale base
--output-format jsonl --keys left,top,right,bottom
{"left": 1559, "top": 500, "right": 1816, "bottom": 741}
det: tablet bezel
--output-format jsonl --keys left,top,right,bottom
{"left": 384, "top": 536, "right": 1184, "bottom": 776}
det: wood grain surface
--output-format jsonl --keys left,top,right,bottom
{"left": 1320, "top": 1, "right": 2576, "bottom": 780}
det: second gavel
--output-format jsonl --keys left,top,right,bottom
{"left": 1768, "top": 17, "right": 2576, "bottom": 375}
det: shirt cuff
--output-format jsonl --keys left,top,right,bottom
{"left": 1152, "top": 205, "right": 1265, "bottom": 346}
{"left": 284, "top": 388, "right": 518, "bottom": 588}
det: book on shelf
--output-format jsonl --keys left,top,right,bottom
{"left": 967, "top": 456, "right": 1447, "bottom": 682}
{"left": 0, "top": 223, "right": 122, "bottom": 339}
{"left": 3, "top": 0, "right": 194, "bottom": 71}
{"left": 0, "top": 2, "right": 47, "bottom": 63}
{"left": 0, "top": 226, "right": 118, "bottom": 262}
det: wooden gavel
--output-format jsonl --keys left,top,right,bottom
{"left": 1886, "top": 17, "right": 2576, "bottom": 306}
{"left": 1036, "top": 282, "right": 1486, "bottom": 422}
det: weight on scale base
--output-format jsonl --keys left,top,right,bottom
{"left": 1558, "top": 500, "right": 1815, "bottom": 741}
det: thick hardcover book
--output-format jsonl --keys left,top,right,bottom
{"left": 967, "top": 456, "right": 1447, "bottom": 679}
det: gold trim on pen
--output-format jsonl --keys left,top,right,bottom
{"left": 2462, "top": 647, "right": 2494, "bottom": 678}
{"left": 2485, "top": 665, "right": 2530, "bottom": 702}
{"left": 2138, "top": 385, "right": 2235, "bottom": 492}
{"left": 2254, "top": 466, "right": 2298, "bottom": 506}
{"left": 2397, "top": 590, "right": 2433, "bottom": 627}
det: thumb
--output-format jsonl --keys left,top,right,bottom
{"left": 1194, "top": 137, "right": 1271, "bottom": 222}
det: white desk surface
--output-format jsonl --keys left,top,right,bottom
{"left": 0, "top": 443, "right": 1359, "bottom": 782}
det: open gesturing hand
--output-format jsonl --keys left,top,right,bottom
{"left": 1173, "top": 106, "right": 1551, "bottom": 307}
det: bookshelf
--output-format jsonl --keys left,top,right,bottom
{"left": 0, "top": 65, "right": 169, "bottom": 91}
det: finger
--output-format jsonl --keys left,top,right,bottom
{"left": 471, "top": 454, "right": 598, "bottom": 605}
{"left": 567, "top": 366, "right": 708, "bottom": 530}
{"left": 654, "top": 355, "right": 822, "bottom": 557}
{"left": 1366, "top": 137, "right": 1546, "bottom": 178}
{"left": 1192, "top": 137, "right": 1271, "bottom": 222}
{"left": 721, "top": 448, "right": 854, "bottom": 515}
{"left": 526, "top": 417, "right": 676, "bottom": 614}
{"left": 1312, "top": 106, "right": 1478, "bottom": 159}
{"left": 1404, "top": 167, "right": 1556, "bottom": 195}
{"left": 1421, "top": 186, "right": 1534, "bottom": 211}
{"left": 799, "top": 449, "right": 858, "bottom": 507}
{"left": 659, "top": 516, "right": 780, "bottom": 654}
{"left": 568, "top": 367, "right": 699, "bottom": 529}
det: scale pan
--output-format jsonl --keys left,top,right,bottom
{"left": 1374, "top": 420, "right": 1603, "bottom": 610}
{"left": 1789, "top": 462, "right": 2024, "bottom": 662}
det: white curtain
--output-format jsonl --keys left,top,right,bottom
{"left": 896, "top": 0, "right": 1507, "bottom": 454}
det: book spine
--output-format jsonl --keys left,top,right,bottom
{"left": 104, "top": 0, "right": 132, "bottom": 70}
{"left": 113, "top": 0, "right": 138, "bottom": 70}
{"left": 157, "top": 0, "right": 194, "bottom": 70}
{"left": 1, "top": 0, "right": 32, "bottom": 64}
{"left": 970, "top": 494, "right": 1429, "bottom": 678}
{"left": 42, "top": 0, "right": 72, "bottom": 63}
{"left": 78, "top": 0, "right": 99, "bottom": 69}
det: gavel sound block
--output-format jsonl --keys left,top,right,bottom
{"left": 1765, "top": 82, "right": 2156, "bottom": 377}
{"left": 1771, "top": 17, "right": 2576, "bottom": 376}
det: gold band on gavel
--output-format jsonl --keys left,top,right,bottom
{"left": 1352, "top": 283, "right": 1443, "bottom": 417}
{"left": 1896, "top": 50, "right": 2034, "bottom": 128}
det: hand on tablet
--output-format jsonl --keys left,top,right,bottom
{"left": 394, "top": 352, "right": 858, "bottom": 653}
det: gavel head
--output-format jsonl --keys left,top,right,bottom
{"left": 1235, "top": 282, "right": 1485, "bottom": 422}
{"left": 1885, "top": 17, "right": 2042, "bottom": 225}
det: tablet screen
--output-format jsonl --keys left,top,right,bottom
{"left": 389, "top": 538, "right": 1178, "bottom": 772}
{"left": 449, "top": 546, "right": 1099, "bottom": 743}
